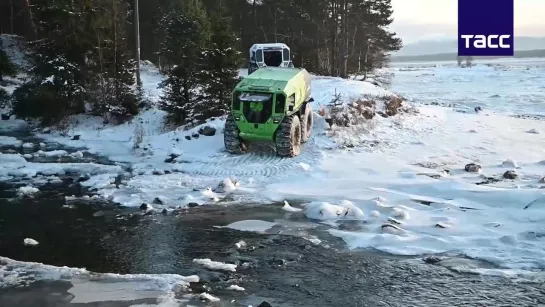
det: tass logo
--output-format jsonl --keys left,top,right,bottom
{"left": 458, "top": 0, "right": 514, "bottom": 56}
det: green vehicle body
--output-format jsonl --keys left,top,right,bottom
{"left": 230, "top": 67, "right": 312, "bottom": 143}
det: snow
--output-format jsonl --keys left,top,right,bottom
{"left": 282, "top": 200, "right": 302, "bottom": 212}
{"left": 0, "top": 136, "right": 22, "bottom": 147}
{"left": 219, "top": 220, "right": 277, "bottom": 233}
{"left": 192, "top": 258, "right": 237, "bottom": 272}
{"left": 227, "top": 284, "right": 245, "bottom": 291}
{"left": 23, "top": 238, "right": 39, "bottom": 246}
{"left": 17, "top": 186, "right": 39, "bottom": 196}
{"left": 199, "top": 292, "right": 220, "bottom": 302}
{"left": 0, "top": 151, "right": 122, "bottom": 179}
{"left": 3, "top": 58, "right": 545, "bottom": 281}
{"left": 235, "top": 240, "right": 247, "bottom": 249}
{"left": 0, "top": 256, "right": 199, "bottom": 303}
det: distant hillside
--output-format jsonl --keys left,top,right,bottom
{"left": 390, "top": 49, "right": 545, "bottom": 63}
{"left": 395, "top": 36, "right": 545, "bottom": 56}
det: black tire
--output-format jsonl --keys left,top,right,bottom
{"left": 224, "top": 115, "right": 246, "bottom": 154}
{"left": 300, "top": 103, "right": 313, "bottom": 143}
{"left": 275, "top": 115, "right": 302, "bottom": 157}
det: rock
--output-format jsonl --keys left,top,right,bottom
{"left": 539, "top": 177, "right": 545, "bottom": 184}
{"left": 389, "top": 207, "right": 409, "bottom": 220}
{"left": 188, "top": 281, "right": 208, "bottom": 294}
{"left": 71, "top": 135, "right": 81, "bottom": 140}
{"left": 464, "top": 163, "right": 481, "bottom": 173}
{"left": 23, "top": 238, "right": 39, "bottom": 246}
{"left": 191, "top": 133, "right": 200, "bottom": 139}
{"left": 1, "top": 114, "right": 10, "bottom": 120}
{"left": 387, "top": 217, "right": 402, "bottom": 225}
{"left": 198, "top": 125, "right": 216, "bottom": 136}
{"left": 153, "top": 197, "right": 164, "bottom": 205}
{"left": 215, "top": 178, "right": 237, "bottom": 193}
{"left": 164, "top": 153, "right": 180, "bottom": 163}
{"left": 422, "top": 256, "right": 442, "bottom": 264}
{"left": 474, "top": 106, "right": 482, "bottom": 113}
{"left": 527, "top": 128, "right": 540, "bottom": 134}
{"left": 188, "top": 202, "right": 199, "bottom": 208}
{"left": 152, "top": 169, "right": 165, "bottom": 175}
{"left": 140, "top": 203, "right": 152, "bottom": 211}
{"left": 161, "top": 208, "right": 168, "bottom": 215}
{"left": 501, "top": 159, "right": 518, "bottom": 168}
{"left": 114, "top": 174, "right": 123, "bottom": 188}
{"left": 503, "top": 170, "right": 518, "bottom": 179}
{"left": 77, "top": 174, "right": 91, "bottom": 182}
{"left": 267, "top": 257, "right": 287, "bottom": 266}
{"left": 381, "top": 223, "right": 403, "bottom": 234}
{"left": 93, "top": 211, "right": 105, "bottom": 217}
{"left": 185, "top": 135, "right": 191, "bottom": 140}
{"left": 435, "top": 223, "right": 451, "bottom": 229}
{"left": 257, "top": 301, "right": 273, "bottom": 307}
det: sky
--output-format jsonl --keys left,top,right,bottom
{"left": 390, "top": 0, "right": 545, "bottom": 44}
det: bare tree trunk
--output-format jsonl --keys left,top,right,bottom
{"left": 134, "top": 0, "right": 141, "bottom": 86}
{"left": 339, "top": 0, "right": 348, "bottom": 78}
{"left": 357, "top": 48, "right": 361, "bottom": 74}
{"left": 363, "top": 41, "right": 370, "bottom": 80}
{"left": 23, "top": 0, "right": 37, "bottom": 39}
{"left": 273, "top": 7, "right": 277, "bottom": 43}
{"left": 10, "top": 0, "right": 14, "bottom": 34}
{"left": 329, "top": 0, "right": 338, "bottom": 76}
{"left": 113, "top": 0, "right": 119, "bottom": 95}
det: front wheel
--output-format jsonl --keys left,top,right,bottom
{"left": 275, "top": 115, "right": 301, "bottom": 157}
{"left": 224, "top": 115, "right": 247, "bottom": 154}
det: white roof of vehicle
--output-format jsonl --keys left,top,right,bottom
{"left": 250, "top": 43, "right": 289, "bottom": 50}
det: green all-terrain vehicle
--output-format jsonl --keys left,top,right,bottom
{"left": 224, "top": 66, "right": 314, "bottom": 157}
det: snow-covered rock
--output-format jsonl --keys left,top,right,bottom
{"left": 23, "top": 238, "right": 39, "bottom": 246}
{"left": 193, "top": 258, "right": 237, "bottom": 272}
{"left": 282, "top": 200, "right": 302, "bottom": 212}
{"left": 17, "top": 186, "right": 39, "bottom": 196}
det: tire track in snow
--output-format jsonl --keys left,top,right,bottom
{"left": 180, "top": 136, "right": 323, "bottom": 180}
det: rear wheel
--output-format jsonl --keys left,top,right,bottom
{"left": 300, "top": 103, "right": 313, "bottom": 143}
{"left": 275, "top": 115, "right": 301, "bottom": 157}
{"left": 224, "top": 115, "right": 247, "bottom": 154}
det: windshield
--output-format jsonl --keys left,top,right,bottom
{"left": 239, "top": 92, "right": 272, "bottom": 102}
{"left": 255, "top": 49, "right": 263, "bottom": 62}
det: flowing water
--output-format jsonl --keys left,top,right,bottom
{"left": 1, "top": 130, "right": 544, "bottom": 306}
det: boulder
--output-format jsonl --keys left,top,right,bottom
{"left": 503, "top": 170, "right": 518, "bottom": 179}
{"left": 198, "top": 125, "right": 216, "bottom": 136}
{"left": 464, "top": 163, "right": 481, "bottom": 173}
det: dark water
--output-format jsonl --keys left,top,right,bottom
{"left": 1, "top": 132, "right": 545, "bottom": 306}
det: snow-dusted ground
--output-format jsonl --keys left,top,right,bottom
{"left": 390, "top": 58, "right": 545, "bottom": 115}
{"left": 3, "top": 56, "right": 545, "bottom": 286}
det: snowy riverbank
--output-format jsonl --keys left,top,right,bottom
{"left": 3, "top": 58, "right": 545, "bottom": 285}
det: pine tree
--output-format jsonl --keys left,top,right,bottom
{"left": 0, "top": 47, "right": 17, "bottom": 83}
{"left": 0, "top": 46, "right": 17, "bottom": 106}
{"left": 158, "top": 0, "right": 210, "bottom": 126}
{"left": 89, "top": 0, "right": 139, "bottom": 123}
{"left": 12, "top": 0, "right": 88, "bottom": 125}
{"left": 199, "top": 6, "right": 243, "bottom": 120}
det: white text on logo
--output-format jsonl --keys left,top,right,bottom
{"left": 460, "top": 34, "right": 511, "bottom": 48}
